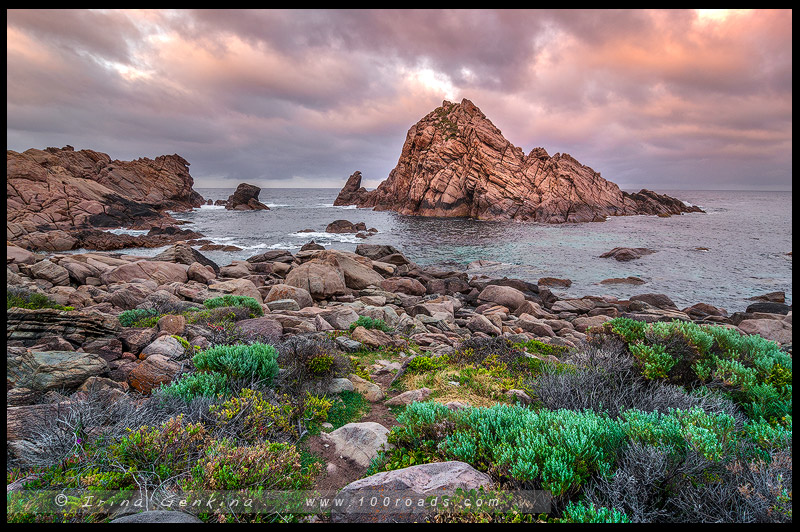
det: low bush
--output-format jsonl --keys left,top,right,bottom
{"left": 117, "top": 308, "right": 160, "bottom": 327}
{"left": 371, "top": 401, "right": 791, "bottom": 522}
{"left": 159, "top": 372, "right": 232, "bottom": 402}
{"left": 193, "top": 342, "right": 280, "bottom": 384}
{"left": 183, "top": 438, "right": 317, "bottom": 491}
{"left": 349, "top": 315, "right": 392, "bottom": 332}
{"left": 593, "top": 318, "right": 792, "bottom": 426}
{"left": 7, "top": 286, "right": 74, "bottom": 311}
{"left": 530, "top": 343, "right": 743, "bottom": 421}
{"left": 202, "top": 295, "right": 263, "bottom": 316}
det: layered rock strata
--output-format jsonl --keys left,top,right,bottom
{"left": 7, "top": 145, "right": 205, "bottom": 250}
{"left": 335, "top": 99, "right": 704, "bottom": 222}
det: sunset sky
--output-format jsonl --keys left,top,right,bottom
{"left": 6, "top": 9, "right": 792, "bottom": 190}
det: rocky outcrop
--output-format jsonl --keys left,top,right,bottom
{"left": 333, "top": 171, "right": 370, "bottom": 206}
{"left": 7, "top": 146, "right": 205, "bottom": 250}
{"left": 224, "top": 183, "right": 269, "bottom": 211}
{"left": 335, "top": 99, "right": 703, "bottom": 223}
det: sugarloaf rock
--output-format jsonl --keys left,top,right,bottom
{"left": 335, "top": 99, "right": 703, "bottom": 223}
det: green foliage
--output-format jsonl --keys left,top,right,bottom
{"left": 183, "top": 438, "right": 317, "bottom": 491}
{"left": 560, "top": 501, "right": 631, "bottom": 523}
{"left": 193, "top": 342, "right": 279, "bottom": 384}
{"left": 7, "top": 288, "right": 74, "bottom": 311}
{"left": 598, "top": 318, "right": 792, "bottom": 426}
{"left": 378, "top": 402, "right": 751, "bottom": 498}
{"left": 111, "top": 415, "right": 208, "bottom": 477}
{"left": 349, "top": 315, "right": 392, "bottom": 332}
{"left": 326, "top": 390, "right": 370, "bottom": 430}
{"left": 306, "top": 353, "right": 335, "bottom": 375}
{"left": 407, "top": 354, "right": 450, "bottom": 373}
{"left": 513, "top": 339, "right": 570, "bottom": 359}
{"left": 117, "top": 308, "right": 160, "bottom": 327}
{"left": 202, "top": 295, "right": 264, "bottom": 316}
{"left": 158, "top": 372, "right": 231, "bottom": 401}
{"left": 209, "top": 388, "right": 299, "bottom": 443}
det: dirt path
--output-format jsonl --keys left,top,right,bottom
{"left": 305, "top": 369, "right": 402, "bottom": 492}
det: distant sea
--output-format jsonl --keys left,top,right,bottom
{"left": 105, "top": 188, "right": 792, "bottom": 314}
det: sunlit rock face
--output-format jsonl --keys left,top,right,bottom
{"left": 337, "top": 99, "right": 703, "bottom": 223}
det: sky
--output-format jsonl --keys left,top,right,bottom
{"left": 6, "top": 9, "right": 793, "bottom": 191}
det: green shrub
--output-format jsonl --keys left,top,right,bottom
{"left": 209, "top": 388, "right": 298, "bottom": 443}
{"left": 7, "top": 287, "right": 73, "bottom": 311}
{"left": 306, "top": 353, "right": 335, "bottom": 375}
{"left": 596, "top": 318, "right": 792, "bottom": 426}
{"left": 378, "top": 402, "right": 747, "bottom": 499}
{"left": 513, "top": 339, "right": 570, "bottom": 359}
{"left": 118, "top": 308, "right": 160, "bottom": 327}
{"left": 407, "top": 354, "right": 450, "bottom": 373}
{"left": 560, "top": 501, "right": 631, "bottom": 523}
{"left": 159, "top": 372, "right": 231, "bottom": 401}
{"left": 202, "top": 295, "right": 264, "bottom": 316}
{"left": 349, "top": 315, "right": 392, "bottom": 332}
{"left": 326, "top": 390, "right": 370, "bottom": 430}
{"left": 183, "top": 438, "right": 317, "bottom": 491}
{"left": 193, "top": 342, "right": 279, "bottom": 384}
{"left": 111, "top": 415, "right": 208, "bottom": 478}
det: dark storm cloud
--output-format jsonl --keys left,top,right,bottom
{"left": 6, "top": 9, "right": 792, "bottom": 190}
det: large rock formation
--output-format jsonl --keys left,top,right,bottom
{"left": 7, "top": 145, "right": 205, "bottom": 250}
{"left": 224, "top": 183, "right": 269, "bottom": 211}
{"left": 335, "top": 99, "right": 703, "bottom": 222}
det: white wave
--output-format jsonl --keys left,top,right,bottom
{"left": 264, "top": 203, "right": 291, "bottom": 208}
{"left": 682, "top": 200, "right": 694, "bottom": 207}
{"left": 102, "top": 228, "right": 150, "bottom": 236}
{"left": 289, "top": 231, "right": 363, "bottom": 243}
{"left": 199, "top": 204, "right": 226, "bottom": 210}
{"left": 266, "top": 242, "right": 301, "bottom": 250}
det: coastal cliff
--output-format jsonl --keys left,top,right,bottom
{"left": 7, "top": 145, "right": 205, "bottom": 250}
{"left": 335, "top": 99, "right": 704, "bottom": 222}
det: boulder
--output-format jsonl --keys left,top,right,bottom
{"left": 128, "top": 354, "right": 186, "bottom": 394}
{"left": 141, "top": 335, "right": 185, "bottom": 360}
{"left": 348, "top": 374, "right": 385, "bottom": 402}
{"left": 320, "top": 422, "right": 391, "bottom": 468}
{"left": 284, "top": 259, "right": 347, "bottom": 299}
{"left": 738, "top": 319, "right": 792, "bottom": 344}
{"left": 600, "top": 247, "right": 657, "bottom": 261}
{"left": 630, "top": 293, "right": 678, "bottom": 310}
{"left": 207, "top": 278, "right": 263, "bottom": 303}
{"left": 386, "top": 387, "right": 432, "bottom": 406}
{"left": 101, "top": 260, "right": 188, "bottom": 285}
{"left": 30, "top": 260, "right": 70, "bottom": 286}
{"left": 477, "top": 284, "right": 526, "bottom": 311}
{"left": 7, "top": 348, "right": 109, "bottom": 392}
{"left": 745, "top": 302, "right": 790, "bottom": 315}
{"left": 224, "top": 183, "right": 269, "bottom": 210}
{"left": 466, "top": 314, "right": 501, "bottom": 336}
{"left": 332, "top": 461, "right": 493, "bottom": 523}
{"left": 153, "top": 243, "right": 219, "bottom": 273}
{"left": 236, "top": 317, "right": 283, "bottom": 340}
{"left": 380, "top": 277, "right": 427, "bottom": 296}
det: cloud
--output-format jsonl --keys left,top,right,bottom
{"left": 6, "top": 9, "right": 792, "bottom": 190}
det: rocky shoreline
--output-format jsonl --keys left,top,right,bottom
{"left": 6, "top": 237, "right": 793, "bottom": 523}
{"left": 8, "top": 237, "right": 791, "bottom": 406}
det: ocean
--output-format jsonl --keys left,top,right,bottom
{"left": 106, "top": 188, "right": 792, "bottom": 314}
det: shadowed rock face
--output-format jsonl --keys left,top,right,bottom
{"left": 335, "top": 99, "right": 704, "bottom": 223}
{"left": 7, "top": 145, "right": 205, "bottom": 249}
